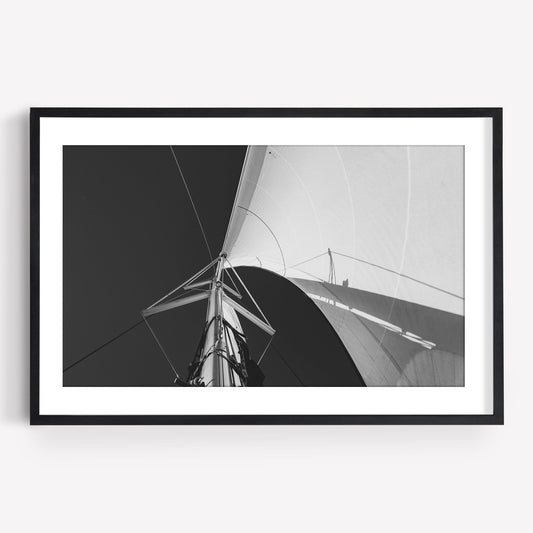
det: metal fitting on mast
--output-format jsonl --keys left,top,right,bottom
{"left": 143, "top": 253, "right": 274, "bottom": 387}
{"left": 189, "top": 253, "right": 247, "bottom": 387}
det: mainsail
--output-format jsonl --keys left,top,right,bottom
{"left": 222, "top": 146, "right": 464, "bottom": 386}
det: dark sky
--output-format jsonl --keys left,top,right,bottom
{"left": 63, "top": 146, "right": 364, "bottom": 386}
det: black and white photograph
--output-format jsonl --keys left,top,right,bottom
{"left": 3, "top": 3, "right": 529, "bottom": 531}
{"left": 30, "top": 109, "right": 501, "bottom": 423}
{"left": 63, "top": 144, "right": 465, "bottom": 389}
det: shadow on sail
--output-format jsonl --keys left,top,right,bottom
{"left": 291, "top": 278, "right": 464, "bottom": 386}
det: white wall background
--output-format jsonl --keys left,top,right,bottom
{"left": 0, "top": 1, "right": 528, "bottom": 531}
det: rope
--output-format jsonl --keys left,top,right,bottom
{"left": 169, "top": 146, "right": 213, "bottom": 262}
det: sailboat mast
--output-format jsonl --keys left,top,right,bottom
{"left": 192, "top": 253, "right": 246, "bottom": 387}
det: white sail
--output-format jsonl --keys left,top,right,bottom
{"left": 223, "top": 146, "right": 464, "bottom": 386}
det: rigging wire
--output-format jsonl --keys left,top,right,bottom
{"left": 63, "top": 166, "right": 217, "bottom": 378}
{"left": 224, "top": 257, "right": 272, "bottom": 327}
{"left": 142, "top": 315, "right": 181, "bottom": 380}
{"left": 63, "top": 319, "right": 145, "bottom": 373}
{"left": 146, "top": 256, "right": 218, "bottom": 310}
{"left": 257, "top": 335, "right": 274, "bottom": 366}
{"left": 63, "top": 317, "right": 182, "bottom": 382}
{"left": 292, "top": 267, "right": 327, "bottom": 283}
{"left": 222, "top": 263, "right": 242, "bottom": 298}
{"left": 269, "top": 343, "right": 305, "bottom": 386}
{"left": 283, "top": 251, "right": 328, "bottom": 272}
{"left": 169, "top": 145, "right": 213, "bottom": 262}
{"left": 269, "top": 247, "right": 462, "bottom": 299}
{"left": 331, "top": 250, "right": 464, "bottom": 299}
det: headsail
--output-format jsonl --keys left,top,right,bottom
{"left": 222, "top": 146, "right": 464, "bottom": 386}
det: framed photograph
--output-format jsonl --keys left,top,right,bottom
{"left": 30, "top": 108, "right": 503, "bottom": 424}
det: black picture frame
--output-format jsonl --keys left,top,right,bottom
{"left": 30, "top": 107, "right": 503, "bottom": 425}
